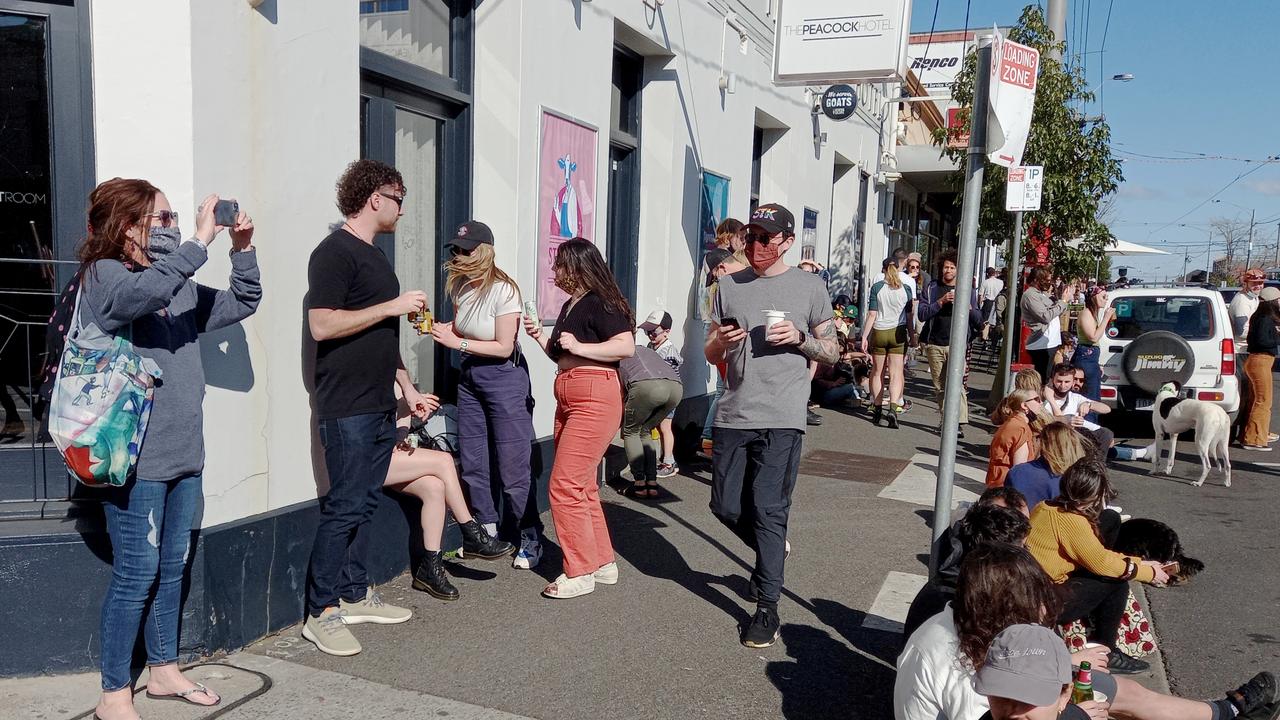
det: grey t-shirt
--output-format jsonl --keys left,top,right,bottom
{"left": 712, "top": 267, "right": 832, "bottom": 431}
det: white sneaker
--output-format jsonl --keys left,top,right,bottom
{"left": 543, "top": 572, "right": 595, "bottom": 599}
{"left": 593, "top": 561, "right": 619, "bottom": 585}
{"left": 513, "top": 537, "right": 543, "bottom": 570}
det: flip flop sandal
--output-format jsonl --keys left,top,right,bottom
{"left": 145, "top": 681, "right": 221, "bottom": 707}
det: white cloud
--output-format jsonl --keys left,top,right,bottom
{"left": 1247, "top": 178, "right": 1280, "bottom": 196}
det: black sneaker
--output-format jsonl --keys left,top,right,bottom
{"left": 1230, "top": 672, "right": 1278, "bottom": 716}
{"left": 1106, "top": 649, "right": 1150, "bottom": 675}
{"left": 806, "top": 410, "right": 822, "bottom": 426}
{"left": 742, "top": 606, "right": 781, "bottom": 648}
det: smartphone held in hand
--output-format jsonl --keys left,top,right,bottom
{"left": 214, "top": 199, "right": 239, "bottom": 226}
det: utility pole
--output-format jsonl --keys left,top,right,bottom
{"left": 1000, "top": 214, "right": 1024, "bottom": 395}
{"left": 1245, "top": 208, "right": 1256, "bottom": 269}
{"left": 1182, "top": 247, "right": 1189, "bottom": 286}
{"left": 1206, "top": 230, "right": 1213, "bottom": 284}
{"left": 1047, "top": 0, "right": 1068, "bottom": 62}
{"left": 1274, "top": 223, "right": 1279, "bottom": 270}
{"left": 932, "top": 34, "right": 993, "bottom": 576}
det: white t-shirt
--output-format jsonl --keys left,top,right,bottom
{"left": 1229, "top": 291, "right": 1260, "bottom": 343}
{"left": 1025, "top": 311, "right": 1061, "bottom": 350}
{"left": 894, "top": 606, "right": 988, "bottom": 720}
{"left": 875, "top": 271, "right": 917, "bottom": 297}
{"left": 453, "top": 280, "right": 522, "bottom": 341}
{"left": 1044, "top": 391, "right": 1100, "bottom": 431}
{"left": 869, "top": 279, "right": 914, "bottom": 330}
{"left": 979, "top": 277, "right": 1004, "bottom": 302}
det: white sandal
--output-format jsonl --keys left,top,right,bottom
{"left": 543, "top": 572, "right": 596, "bottom": 599}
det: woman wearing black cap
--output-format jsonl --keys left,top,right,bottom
{"left": 431, "top": 221, "right": 544, "bottom": 570}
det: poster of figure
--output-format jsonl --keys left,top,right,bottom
{"left": 697, "top": 171, "right": 731, "bottom": 322}
{"left": 536, "top": 111, "right": 598, "bottom": 322}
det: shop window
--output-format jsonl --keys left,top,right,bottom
{"left": 360, "top": 0, "right": 451, "bottom": 77}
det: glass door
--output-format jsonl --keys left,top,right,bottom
{"left": 392, "top": 108, "right": 442, "bottom": 387}
{"left": 0, "top": 2, "right": 94, "bottom": 505}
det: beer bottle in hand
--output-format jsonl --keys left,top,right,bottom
{"left": 1071, "top": 661, "right": 1094, "bottom": 704}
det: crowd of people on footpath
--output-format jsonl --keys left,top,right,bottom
{"left": 46, "top": 157, "right": 1279, "bottom": 719}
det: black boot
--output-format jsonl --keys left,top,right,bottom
{"left": 870, "top": 404, "right": 883, "bottom": 426}
{"left": 412, "top": 550, "right": 458, "bottom": 601}
{"left": 886, "top": 409, "right": 900, "bottom": 429}
{"left": 460, "top": 520, "right": 516, "bottom": 560}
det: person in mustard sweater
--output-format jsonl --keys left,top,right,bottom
{"left": 1027, "top": 459, "right": 1170, "bottom": 675}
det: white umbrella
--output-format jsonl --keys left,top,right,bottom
{"left": 1065, "top": 238, "right": 1170, "bottom": 256}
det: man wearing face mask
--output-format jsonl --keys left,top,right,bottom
{"left": 705, "top": 203, "right": 840, "bottom": 648}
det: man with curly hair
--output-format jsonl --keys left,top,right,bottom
{"left": 303, "top": 159, "right": 433, "bottom": 656}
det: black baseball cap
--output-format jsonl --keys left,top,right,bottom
{"left": 639, "top": 310, "right": 673, "bottom": 333}
{"left": 449, "top": 221, "right": 495, "bottom": 252}
{"left": 704, "top": 248, "right": 734, "bottom": 285}
{"left": 744, "top": 203, "right": 795, "bottom": 237}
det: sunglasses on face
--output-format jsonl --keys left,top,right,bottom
{"left": 378, "top": 192, "right": 405, "bottom": 208}
{"left": 144, "top": 211, "right": 180, "bottom": 227}
{"left": 449, "top": 245, "right": 472, "bottom": 257}
{"left": 746, "top": 231, "right": 779, "bottom": 245}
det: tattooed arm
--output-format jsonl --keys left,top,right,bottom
{"left": 798, "top": 318, "right": 841, "bottom": 365}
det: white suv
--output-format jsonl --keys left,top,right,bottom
{"left": 1096, "top": 287, "right": 1240, "bottom": 420}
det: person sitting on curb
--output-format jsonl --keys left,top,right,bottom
{"left": 1026, "top": 460, "right": 1165, "bottom": 674}
{"left": 902, "top": 487, "right": 1031, "bottom": 640}
{"left": 811, "top": 344, "right": 870, "bottom": 410}
{"left": 1006, "top": 422, "right": 1088, "bottom": 510}
{"left": 987, "top": 389, "right": 1051, "bottom": 488}
{"left": 898, "top": 544, "right": 1280, "bottom": 720}
{"left": 976, "top": 624, "right": 1280, "bottom": 720}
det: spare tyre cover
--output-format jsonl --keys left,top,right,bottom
{"left": 1122, "top": 330, "right": 1196, "bottom": 394}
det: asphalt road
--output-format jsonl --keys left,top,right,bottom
{"left": 1102, "top": 373, "right": 1280, "bottom": 700}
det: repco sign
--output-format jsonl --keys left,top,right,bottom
{"left": 0, "top": 191, "right": 48, "bottom": 205}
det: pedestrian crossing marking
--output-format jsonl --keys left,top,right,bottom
{"left": 861, "top": 571, "right": 929, "bottom": 634}
{"left": 877, "top": 452, "right": 982, "bottom": 508}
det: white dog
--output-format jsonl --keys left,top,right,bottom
{"left": 1150, "top": 381, "right": 1232, "bottom": 487}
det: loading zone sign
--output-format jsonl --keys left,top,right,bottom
{"left": 987, "top": 27, "right": 1040, "bottom": 168}
{"left": 1005, "top": 166, "right": 1043, "bottom": 212}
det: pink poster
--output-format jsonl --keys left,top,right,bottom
{"left": 536, "top": 111, "right": 597, "bottom": 322}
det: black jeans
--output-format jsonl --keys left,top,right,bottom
{"left": 1057, "top": 572, "right": 1130, "bottom": 650}
{"left": 307, "top": 410, "right": 397, "bottom": 616}
{"left": 1028, "top": 348, "right": 1056, "bottom": 384}
{"left": 710, "top": 427, "right": 804, "bottom": 606}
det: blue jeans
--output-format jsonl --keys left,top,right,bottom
{"left": 307, "top": 410, "right": 396, "bottom": 616}
{"left": 701, "top": 373, "right": 725, "bottom": 441}
{"left": 819, "top": 383, "right": 861, "bottom": 407}
{"left": 100, "top": 475, "right": 203, "bottom": 691}
{"left": 1072, "top": 344, "right": 1102, "bottom": 423}
{"left": 457, "top": 355, "right": 541, "bottom": 539}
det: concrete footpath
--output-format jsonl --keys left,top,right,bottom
{"left": 0, "top": 366, "right": 1170, "bottom": 720}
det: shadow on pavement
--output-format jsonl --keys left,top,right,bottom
{"left": 605, "top": 502, "right": 754, "bottom": 628}
{"left": 766, "top": 622, "right": 896, "bottom": 719}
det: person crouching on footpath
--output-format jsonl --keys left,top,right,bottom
{"left": 704, "top": 203, "right": 840, "bottom": 648}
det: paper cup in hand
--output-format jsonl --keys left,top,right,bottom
{"left": 763, "top": 310, "right": 788, "bottom": 332}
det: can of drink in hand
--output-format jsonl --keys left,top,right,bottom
{"left": 522, "top": 300, "right": 539, "bottom": 326}
{"left": 407, "top": 309, "right": 433, "bottom": 335}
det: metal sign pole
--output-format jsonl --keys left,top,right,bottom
{"left": 1001, "top": 212, "right": 1025, "bottom": 395}
{"left": 931, "top": 34, "right": 994, "bottom": 576}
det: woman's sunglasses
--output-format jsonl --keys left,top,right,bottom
{"left": 144, "top": 211, "right": 180, "bottom": 227}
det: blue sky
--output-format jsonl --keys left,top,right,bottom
{"left": 909, "top": 0, "right": 1280, "bottom": 282}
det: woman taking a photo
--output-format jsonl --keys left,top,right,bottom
{"left": 430, "top": 221, "right": 544, "bottom": 568}
{"left": 860, "top": 258, "right": 913, "bottom": 429}
{"left": 1240, "top": 287, "right": 1280, "bottom": 451}
{"left": 1026, "top": 460, "right": 1168, "bottom": 674}
{"left": 1072, "top": 286, "right": 1115, "bottom": 414}
{"left": 523, "top": 238, "right": 635, "bottom": 599}
{"left": 76, "top": 179, "right": 260, "bottom": 719}
{"left": 986, "top": 389, "right": 1047, "bottom": 488}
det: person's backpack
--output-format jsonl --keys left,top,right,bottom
{"left": 46, "top": 287, "right": 162, "bottom": 487}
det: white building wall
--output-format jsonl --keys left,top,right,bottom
{"left": 474, "top": 1, "right": 891, "bottom": 438}
{"left": 91, "top": 0, "right": 358, "bottom": 527}
{"left": 88, "top": 0, "right": 892, "bottom": 527}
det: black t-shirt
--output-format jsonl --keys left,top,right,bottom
{"left": 308, "top": 229, "right": 400, "bottom": 419}
{"left": 547, "top": 291, "right": 633, "bottom": 363}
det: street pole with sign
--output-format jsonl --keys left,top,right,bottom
{"left": 930, "top": 34, "right": 993, "bottom": 577}
{"left": 998, "top": 166, "right": 1042, "bottom": 393}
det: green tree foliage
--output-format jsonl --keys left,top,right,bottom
{"left": 934, "top": 5, "right": 1123, "bottom": 282}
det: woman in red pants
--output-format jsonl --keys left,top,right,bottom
{"left": 524, "top": 238, "right": 635, "bottom": 598}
